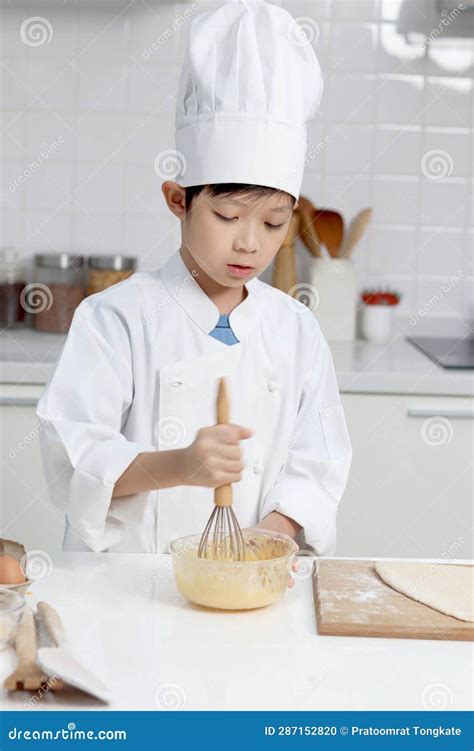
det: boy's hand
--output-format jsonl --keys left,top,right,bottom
{"left": 182, "top": 424, "right": 254, "bottom": 487}
{"left": 288, "top": 558, "right": 298, "bottom": 588}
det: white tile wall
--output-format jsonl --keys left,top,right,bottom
{"left": 1, "top": 0, "right": 473, "bottom": 325}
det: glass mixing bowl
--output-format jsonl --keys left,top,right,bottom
{"left": 169, "top": 528, "right": 298, "bottom": 610}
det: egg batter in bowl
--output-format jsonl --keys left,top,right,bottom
{"left": 170, "top": 529, "right": 298, "bottom": 610}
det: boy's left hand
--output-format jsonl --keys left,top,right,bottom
{"left": 287, "top": 558, "right": 298, "bottom": 588}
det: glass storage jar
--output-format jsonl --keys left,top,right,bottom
{"left": 31, "top": 253, "right": 85, "bottom": 333}
{"left": 86, "top": 255, "right": 136, "bottom": 296}
{"left": 0, "top": 248, "right": 27, "bottom": 328}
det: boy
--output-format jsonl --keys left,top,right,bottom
{"left": 36, "top": 0, "right": 352, "bottom": 560}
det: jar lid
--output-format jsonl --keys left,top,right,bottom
{"left": 34, "top": 253, "right": 84, "bottom": 270}
{"left": 0, "top": 247, "right": 25, "bottom": 284}
{"left": 88, "top": 255, "right": 136, "bottom": 271}
{"left": 0, "top": 268, "right": 25, "bottom": 284}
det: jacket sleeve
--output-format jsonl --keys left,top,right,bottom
{"left": 36, "top": 301, "right": 155, "bottom": 552}
{"left": 259, "top": 330, "right": 352, "bottom": 556}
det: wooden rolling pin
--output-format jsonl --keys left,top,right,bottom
{"left": 4, "top": 607, "right": 64, "bottom": 692}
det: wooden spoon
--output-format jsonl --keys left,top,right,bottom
{"left": 313, "top": 208, "right": 344, "bottom": 258}
{"left": 340, "top": 208, "right": 373, "bottom": 259}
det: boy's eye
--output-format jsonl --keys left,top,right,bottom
{"left": 214, "top": 212, "right": 236, "bottom": 222}
{"left": 214, "top": 212, "right": 285, "bottom": 230}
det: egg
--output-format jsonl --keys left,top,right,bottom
{"left": 0, "top": 555, "right": 26, "bottom": 585}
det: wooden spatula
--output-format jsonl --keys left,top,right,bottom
{"left": 37, "top": 601, "right": 112, "bottom": 703}
{"left": 4, "top": 606, "right": 64, "bottom": 692}
{"left": 298, "top": 196, "right": 324, "bottom": 258}
{"left": 313, "top": 208, "right": 344, "bottom": 258}
{"left": 272, "top": 209, "right": 299, "bottom": 294}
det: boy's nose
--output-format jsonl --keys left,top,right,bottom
{"left": 233, "top": 226, "right": 260, "bottom": 255}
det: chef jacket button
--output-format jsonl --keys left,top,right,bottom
{"left": 267, "top": 381, "right": 277, "bottom": 392}
{"left": 253, "top": 463, "right": 263, "bottom": 475}
{"left": 170, "top": 380, "right": 183, "bottom": 388}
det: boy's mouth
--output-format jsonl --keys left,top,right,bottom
{"left": 227, "top": 263, "right": 255, "bottom": 278}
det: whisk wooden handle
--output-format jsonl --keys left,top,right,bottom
{"left": 216, "top": 377, "right": 229, "bottom": 424}
{"left": 215, "top": 485, "right": 233, "bottom": 507}
{"left": 215, "top": 377, "right": 233, "bottom": 508}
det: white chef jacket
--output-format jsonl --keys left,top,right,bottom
{"left": 36, "top": 249, "right": 352, "bottom": 555}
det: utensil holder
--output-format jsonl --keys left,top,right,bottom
{"left": 306, "top": 258, "right": 356, "bottom": 342}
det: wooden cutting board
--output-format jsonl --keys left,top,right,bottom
{"left": 313, "top": 559, "right": 474, "bottom": 641}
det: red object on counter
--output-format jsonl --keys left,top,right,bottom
{"left": 361, "top": 290, "right": 400, "bottom": 306}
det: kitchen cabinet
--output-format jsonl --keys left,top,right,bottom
{"left": 338, "top": 393, "right": 473, "bottom": 560}
{"left": 0, "top": 384, "right": 65, "bottom": 552}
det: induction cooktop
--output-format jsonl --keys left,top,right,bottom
{"left": 406, "top": 336, "right": 474, "bottom": 370}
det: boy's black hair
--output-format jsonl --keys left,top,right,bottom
{"left": 184, "top": 183, "right": 296, "bottom": 211}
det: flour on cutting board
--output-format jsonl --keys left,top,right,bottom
{"left": 328, "top": 590, "right": 379, "bottom": 602}
{"left": 321, "top": 568, "right": 383, "bottom": 599}
{"left": 316, "top": 567, "right": 399, "bottom": 618}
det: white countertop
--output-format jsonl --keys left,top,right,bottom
{"left": 331, "top": 336, "right": 472, "bottom": 396}
{"left": 0, "top": 329, "right": 64, "bottom": 386}
{"left": 0, "top": 328, "right": 472, "bottom": 396}
{"left": 1, "top": 553, "right": 472, "bottom": 712}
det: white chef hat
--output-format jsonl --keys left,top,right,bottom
{"left": 174, "top": 0, "right": 323, "bottom": 201}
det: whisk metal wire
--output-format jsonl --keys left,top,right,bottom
{"left": 197, "top": 504, "right": 246, "bottom": 561}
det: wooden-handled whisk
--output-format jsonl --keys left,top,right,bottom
{"left": 197, "top": 377, "right": 246, "bottom": 561}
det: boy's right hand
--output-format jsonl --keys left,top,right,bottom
{"left": 182, "top": 424, "right": 254, "bottom": 488}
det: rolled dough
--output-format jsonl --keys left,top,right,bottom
{"left": 375, "top": 562, "right": 474, "bottom": 622}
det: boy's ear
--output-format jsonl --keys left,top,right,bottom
{"left": 161, "top": 181, "right": 187, "bottom": 219}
